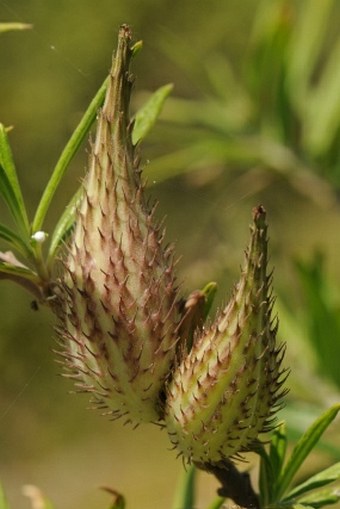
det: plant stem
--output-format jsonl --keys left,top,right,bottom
{"left": 195, "top": 460, "right": 260, "bottom": 509}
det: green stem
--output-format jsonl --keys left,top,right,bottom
{"left": 172, "top": 465, "right": 196, "bottom": 509}
{"left": 32, "top": 76, "right": 109, "bottom": 233}
{"left": 32, "top": 242, "right": 50, "bottom": 282}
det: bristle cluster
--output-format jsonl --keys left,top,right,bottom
{"left": 56, "top": 26, "right": 180, "bottom": 424}
{"left": 165, "top": 206, "right": 288, "bottom": 464}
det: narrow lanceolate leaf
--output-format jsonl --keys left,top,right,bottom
{"left": 276, "top": 404, "right": 340, "bottom": 500}
{"left": 287, "top": 0, "right": 334, "bottom": 105}
{"left": 32, "top": 75, "right": 110, "bottom": 233}
{"left": 171, "top": 465, "right": 196, "bottom": 509}
{"left": 0, "top": 251, "right": 42, "bottom": 300}
{"left": 258, "top": 445, "right": 274, "bottom": 508}
{"left": 285, "top": 462, "right": 340, "bottom": 500}
{"left": 0, "top": 222, "right": 32, "bottom": 258}
{"left": 47, "top": 187, "right": 83, "bottom": 268}
{"left": 270, "top": 422, "right": 287, "bottom": 480}
{"left": 297, "top": 486, "right": 340, "bottom": 509}
{"left": 259, "top": 422, "right": 287, "bottom": 505}
{"left": 304, "top": 35, "right": 340, "bottom": 160}
{"left": 165, "top": 206, "right": 288, "bottom": 465}
{"left": 56, "top": 25, "right": 181, "bottom": 425}
{"left": 132, "top": 83, "right": 173, "bottom": 145}
{"left": 0, "top": 124, "right": 30, "bottom": 235}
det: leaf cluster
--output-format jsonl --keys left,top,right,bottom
{"left": 144, "top": 0, "right": 340, "bottom": 193}
{"left": 1, "top": 405, "right": 339, "bottom": 508}
{"left": 259, "top": 405, "right": 340, "bottom": 508}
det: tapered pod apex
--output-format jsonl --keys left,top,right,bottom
{"left": 56, "top": 27, "right": 181, "bottom": 425}
{"left": 165, "top": 206, "right": 288, "bottom": 465}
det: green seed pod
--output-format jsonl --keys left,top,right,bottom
{"left": 165, "top": 206, "right": 287, "bottom": 464}
{"left": 56, "top": 26, "right": 180, "bottom": 425}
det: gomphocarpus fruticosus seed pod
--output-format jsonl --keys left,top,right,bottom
{"left": 165, "top": 206, "right": 288, "bottom": 465}
{"left": 56, "top": 26, "right": 181, "bottom": 425}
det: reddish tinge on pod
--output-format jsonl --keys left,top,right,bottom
{"left": 165, "top": 206, "right": 288, "bottom": 465}
{"left": 56, "top": 26, "right": 181, "bottom": 425}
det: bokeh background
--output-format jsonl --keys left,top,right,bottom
{"left": 1, "top": 0, "right": 340, "bottom": 508}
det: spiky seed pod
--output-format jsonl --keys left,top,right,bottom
{"left": 165, "top": 206, "right": 288, "bottom": 465}
{"left": 56, "top": 26, "right": 181, "bottom": 425}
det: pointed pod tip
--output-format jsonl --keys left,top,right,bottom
{"left": 252, "top": 205, "right": 267, "bottom": 229}
{"left": 252, "top": 204, "right": 266, "bottom": 221}
{"left": 117, "top": 26, "right": 142, "bottom": 60}
{"left": 118, "top": 24, "right": 132, "bottom": 40}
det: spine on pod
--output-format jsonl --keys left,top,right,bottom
{"left": 57, "top": 25, "right": 180, "bottom": 425}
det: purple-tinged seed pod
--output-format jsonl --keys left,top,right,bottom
{"left": 165, "top": 206, "right": 288, "bottom": 464}
{"left": 56, "top": 26, "right": 181, "bottom": 425}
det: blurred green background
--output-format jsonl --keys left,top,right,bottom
{"left": 1, "top": 0, "right": 340, "bottom": 508}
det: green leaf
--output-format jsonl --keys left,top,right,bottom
{"left": 132, "top": 83, "right": 173, "bottom": 144}
{"left": 291, "top": 505, "right": 315, "bottom": 509}
{"left": 0, "top": 166, "right": 20, "bottom": 225}
{"left": 32, "top": 76, "right": 109, "bottom": 233}
{"left": 0, "top": 22, "right": 32, "bottom": 33}
{"left": 0, "top": 223, "right": 32, "bottom": 258}
{"left": 258, "top": 423, "right": 288, "bottom": 506}
{"left": 276, "top": 404, "right": 340, "bottom": 499}
{"left": 0, "top": 256, "right": 42, "bottom": 300}
{"left": 0, "top": 124, "right": 30, "bottom": 235}
{"left": 172, "top": 465, "right": 196, "bottom": 509}
{"left": 201, "top": 281, "right": 217, "bottom": 320}
{"left": 47, "top": 187, "right": 83, "bottom": 267}
{"left": 246, "top": 0, "right": 292, "bottom": 138}
{"left": 281, "top": 404, "right": 340, "bottom": 460}
{"left": 206, "top": 497, "right": 225, "bottom": 509}
{"left": 298, "top": 487, "right": 340, "bottom": 509}
{"left": 304, "top": 35, "right": 340, "bottom": 161}
{"left": 285, "top": 462, "right": 340, "bottom": 500}
{"left": 0, "top": 259, "right": 38, "bottom": 280}
{"left": 270, "top": 423, "right": 287, "bottom": 480}
{"left": 145, "top": 136, "right": 261, "bottom": 183}
{"left": 287, "top": 0, "right": 334, "bottom": 107}
{"left": 131, "top": 39, "right": 143, "bottom": 57}
{"left": 295, "top": 253, "right": 340, "bottom": 388}
{"left": 258, "top": 445, "right": 274, "bottom": 507}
